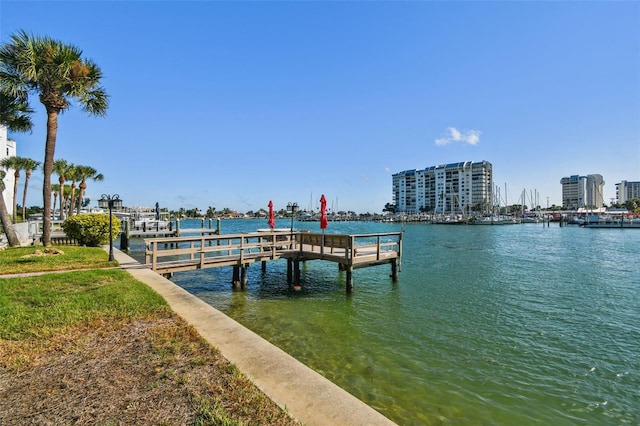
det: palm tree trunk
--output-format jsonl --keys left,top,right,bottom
{"left": 52, "top": 192, "right": 58, "bottom": 221}
{"left": 67, "top": 182, "right": 76, "bottom": 218}
{"left": 42, "top": 108, "right": 59, "bottom": 247}
{"left": 12, "top": 170, "right": 19, "bottom": 223}
{"left": 58, "top": 177, "right": 65, "bottom": 221}
{"left": 77, "top": 181, "right": 86, "bottom": 215}
{"left": 22, "top": 170, "right": 31, "bottom": 221}
{"left": 0, "top": 189, "right": 20, "bottom": 246}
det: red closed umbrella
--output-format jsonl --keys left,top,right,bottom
{"left": 268, "top": 200, "right": 275, "bottom": 229}
{"left": 320, "top": 194, "right": 328, "bottom": 230}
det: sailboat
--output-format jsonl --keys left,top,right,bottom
{"left": 433, "top": 185, "right": 466, "bottom": 224}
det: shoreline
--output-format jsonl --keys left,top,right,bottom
{"left": 113, "top": 248, "right": 396, "bottom": 426}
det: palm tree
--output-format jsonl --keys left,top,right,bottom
{"left": 206, "top": 206, "right": 216, "bottom": 218}
{"left": 0, "top": 30, "right": 108, "bottom": 246}
{"left": 20, "top": 157, "right": 40, "bottom": 221}
{"left": 1, "top": 156, "right": 41, "bottom": 222}
{"left": 50, "top": 183, "right": 60, "bottom": 219}
{"left": 0, "top": 88, "right": 33, "bottom": 245}
{"left": 53, "top": 184, "right": 71, "bottom": 220}
{"left": 51, "top": 159, "right": 73, "bottom": 221}
{"left": 0, "top": 92, "right": 33, "bottom": 133}
{"left": 66, "top": 165, "right": 79, "bottom": 218}
{"left": 0, "top": 170, "right": 19, "bottom": 246}
{"left": 0, "top": 156, "right": 23, "bottom": 222}
{"left": 74, "top": 165, "right": 103, "bottom": 215}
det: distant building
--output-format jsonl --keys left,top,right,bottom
{"left": 0, "top": 125, "right": 17, "bottom": 215}
{"left": 392, "top": 161, "right": 493, "bottom": 214}
{"left": 616, "top": 180, "right": 640, "bottom": 204}
{"left": 560, "top": 174, "right": 605, "bottom": 209}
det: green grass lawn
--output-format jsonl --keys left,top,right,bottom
{"left": 0, "top": 269, "right": 171, "bottom": 340}
{"left": 0, "top": 245, "right": 115, "bottom": 275}
{"left": 0, "top": 245, "right": 298, "bottom": 425}
{"left": 0, "top": 246, "right": 166, "bottom": 340}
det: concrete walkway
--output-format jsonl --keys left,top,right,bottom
{"left": 113, "top": 249, "right": 396, "bottom": 426}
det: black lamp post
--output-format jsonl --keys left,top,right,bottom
{"left": 98, "top": 194, "right": 123, "bottom": 261}
{"left": 286, "top": 202, "right": 299, "bottom": 232}
{"left": 287, "top": 202, "right": 298, "bottom": 249}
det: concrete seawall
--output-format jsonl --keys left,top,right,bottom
{"left": 113, "top": 248, "right": 396, "bottom": 426}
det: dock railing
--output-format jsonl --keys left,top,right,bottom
{"left": 297, "top": 232, "right": 402, "bottom": 265}
{"left": 145, "top": 230, "right": 296, "bottom": 273}
{"left": 28, "top": 220, "right": 69, "bottom": 244}
{"left": 144, "top": 231, "right": 402, "bottom": 272}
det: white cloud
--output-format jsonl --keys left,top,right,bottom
{"left": 435, "top": 127, "right": 481, "bottom": 146}
{"left": 465, "top": 130, "right": 481, "bottom": 145}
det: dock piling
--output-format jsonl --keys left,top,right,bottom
{"left": 346, "top": 266, "right": 353, "bottom": 293}
{"left": 119, "top": 220, "right": 130, "bottom": 252}
{"left": 287, "top": 259, "right": 293, "bottom": 285}
{"left": 294, "top": 260, "right": 301, "bottom": 286}
{"left": 241, "top": 265, "right": 248, "bottom": 289}
{"left": 232, "top": 266, "right": 240, "bottom": 289}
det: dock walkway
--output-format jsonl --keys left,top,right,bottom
{"left": 144, "top": 231, "right": 402, "bottom": 292}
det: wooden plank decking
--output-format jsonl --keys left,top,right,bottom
{"left": 144, "top": 231, "right": 402, "bottom": 292}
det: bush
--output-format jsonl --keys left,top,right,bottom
{"left": 62, "top": 214, "right": 121, "bottom": 246}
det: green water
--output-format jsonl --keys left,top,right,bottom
{"left": 138, "top": 220, "right": 640, "bottom": 425}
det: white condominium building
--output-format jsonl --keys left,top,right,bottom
{"left": 0, "top": 125, "right": 17, "bottom": 215}
{"left": 616, "top": 180, "right": 640, "bottom": 204}
{"left": 560, "top": 174, "right": 605, "bottom": 209}
{"left": 392, "top": 160, "right": 493, "bottom": 214}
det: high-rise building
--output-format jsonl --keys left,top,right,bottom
{"left": 392, "top": 161, "right": 493, "bottom": 214}
{"left": 0, "top": 125, "right": 17, "bottom": 215}
{"left": 560, "top": 174, "right": 605, "bottom": 209}
{"left": 616, "top": 180, "right": 640, "bottom": 204}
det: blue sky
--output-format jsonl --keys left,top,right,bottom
{"left": 2, "top": 1, "right": 638, "bottom": 213}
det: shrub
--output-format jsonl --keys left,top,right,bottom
{"left": 62, "top": 214, "right": 121, "bottom": 246}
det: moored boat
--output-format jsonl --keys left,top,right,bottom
{"left": 582, "top": 216, "right": 640, "bottom": 229}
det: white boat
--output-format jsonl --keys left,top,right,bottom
{"left": 129, "top": 208, "right": 171, "bottom": 231}
{"left": 582, "top": 217, "right": 640, "bottom": 229}
{"left": 469, "top": 216, "right": 504, "bottom": 225}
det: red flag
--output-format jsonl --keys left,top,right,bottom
{"left": 320, "top": 194, "right": 328, "bottom": 230}
{"left": 268, "top": 200, "right": 275, "bottom": 229}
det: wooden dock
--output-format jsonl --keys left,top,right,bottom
{"left": 144, "top": 230, "right": 402, "bottom": 293}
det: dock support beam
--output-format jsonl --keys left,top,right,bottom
{"left": 232, "top": 266, "right": 240, "bottom": 289}
{"left": 241, "top": 265, "right": 248, "bottom": 290}
{"left": 287, "top": 259, "right": 301, "bottom": 288}
{"left": 391, "top": 259, "right": 398, "bottom": 282}
{"left": 346, "top": 266, "right": 353, "bottom": 293}
{"left": 232, "top": 265, "right": 248, "bottom": 290}
{"left": 294, "top": 260, "right": 301, "bottom": 287}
